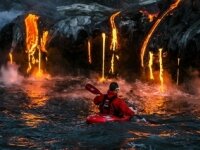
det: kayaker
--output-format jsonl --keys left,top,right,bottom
{"left": 94, "top": 82, "right": 135, "bottom": 118}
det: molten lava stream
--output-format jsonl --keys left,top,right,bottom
{"left": 177, "top": 58, "right": 180, "bottom": 85}
{"left": 148, "top": 51, "right": 154, "bottom": 80}
{"left": 101, "top": 33, "right": 106, "bottom": 82}
{"left": 109, "top": 11, "right": 120, "bottom": 74}
{"left": 25, "top": 14, "right": 39, "bottom": 73}
{"left": 88, "top": 39, "right": 92, "bottom": 64}
{"left": 159, "top": 48, "right": 164, "bottom": 92}
{"left": 140, "top": 0, "right": 181, "bottom": 67}
{"left": 139, "top": 10, "right": 159, "bottom": 22}
{"left": 9, "top": 52, "right": 13, "bottom": 64}
{"left": 36, "top": 31, "right": 49, "bottom": 78}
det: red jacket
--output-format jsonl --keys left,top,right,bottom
{"left": 94, "top": 90, "right": 134, "bottom": 118}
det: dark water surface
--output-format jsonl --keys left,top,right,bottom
{"left": 0, "top": 77, "right": 200, "bottom": 150}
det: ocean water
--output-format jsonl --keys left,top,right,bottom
{"left": 0, "top": 75, "right": 199, "bottom": 150}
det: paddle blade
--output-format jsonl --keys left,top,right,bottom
{"left": 85, "top": 84, "right": 102, "bottom": 95}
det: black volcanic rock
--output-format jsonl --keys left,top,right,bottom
{"left": 0, "top": 0, "right": 199, "bottom": 81}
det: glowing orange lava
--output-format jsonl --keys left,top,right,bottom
{"left": 9, "top": 52, "right": 13, "bottom": 64}
{"left": 159, "top": 48, "right": 164, "bottom": 92}
{"left": 139, "top": 10, "right": 159, "bottom": 22}
{"left": 140, "top": 0, "right": 181, "bottom": 67}
{"left": 144, "top": 96, "right": 165, "bottom": 114}
{"left": 88, "top": 39, "right": 92, "bottom": 64}
{"left": 25, "top": 14, "right": 39, "bottom": 73}
{"left": 110, "top": 11, "right": 120, "bottom": 74}
{"left": 101, "top": 33, "right": 106, "bottom": 81}
{"left": 110, "top": 11, "right": 120, "bottom": 51}
{"left": 148, "top": 51, "right": 154, "bottom": 80}
{"left": 177, "top": 58, "right": 180, "bottom": 85}
{"left": 25, "top": 14, "right": 49, "bottom": 78}
{"left": 110, "top": 54, "right": 115, "bottom": 74}
{"left": 37, "top": 31, "right": 49, "bottom": 77}
{"left": 40, "top": 31, "right": 48, "bottom": 53}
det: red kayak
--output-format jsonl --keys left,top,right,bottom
{"left": 86, "top": 114, "right": 131, "bottom": 124}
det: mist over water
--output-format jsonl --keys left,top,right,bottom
{"left": 0, "top": 73, "right": 199, "bottom": 149}
{"left": 0, "top": 64, "right": 23, "bottom": 86}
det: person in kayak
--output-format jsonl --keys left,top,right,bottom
{"left": 93, "top": 82, "right": 135, "bottom": 118}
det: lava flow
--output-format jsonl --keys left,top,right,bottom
{"left": 101, "top": 33, "right": 106, "bottom": 82}
{"left": 177, "top": 58, "right": 180, "bottom": 85}
{"left": 40, "top": 31, "right": 48, "bottom": 53}
{"left": 148, "top": 51, "right": 154, "bottom": 80}
{"left": 140, "top": 0, "right": 181, "bottom": 67}
{"left": 159, "top": 48, "right": 164, "bottom": 92}
{"left": 36, "top": 31, "right": 49, "bottom": 77}
{"left": 110, "top": 11, "right": 120, "bottom": 74}
{"left": 139, "top": 10, "right": 159, "bottom": 22}
{"left": 9, "top": 52, "right": 13, "bottom": 64}
{"left": 25, "top": 14, "right": 49, "bottom": 78}
{"left": 25, "top": 14, "right": 39, "bottom": 73}
{"left": 88, "top": 39, "right": 92, "bottom": 64}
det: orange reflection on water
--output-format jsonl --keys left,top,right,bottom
{"left": 129, "top": 131, "right": 151, "bottom": 137}
{"left": 21, "top": 80, "right": 50, "bottom": 128}
{"left": 143, "top": 96, "right": 165, "bottom": 114}
{"left": 159, "top": 131, "right": 177, "bottom": 137}
{"left": 23, "top": 80, "right": 49, "bottom": 108}
{"left": 128, "top": 130, "right": 176, "bottom": 141}
{"left": 8, "top": 136, "right": 36, "bottom": 147}
{"left": 21, "top": 112, "right": 47, "bottom": 128}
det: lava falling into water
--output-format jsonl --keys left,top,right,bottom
{"left": 140, "top": 0, "right": 181, "bottom": 67}
{"left": 9, "top": 52, "right": 13, "bottom": 64}
{"left": 159, "top": 48, "right": 164, "bottom": 92}
{"left": 177, "top": 58, "right": 180, "bottom": 85}
{"left": 110, "top": 11, "right": 120, "bottom": 74}
{"left": 88, "top": 39, "right": 92, "bottom": 64}
{"left": 148, "top": 51, "right": 154, "bottom": 80}
{"left": 37, "top": 31, "right": 49, "bottom": 77}
{"left": 38, "top": 49, "right": 41, "bottom": 76}
{"left": 25, "top": 14, "right": 39, "bottom": 73}
{"left": 101, "top": 33, "right": 106, "bottom": 81}
{"left": 40, "top": 31, "right": 48, "bottom": 53}
{"left": 111, "top": 54, "right": 115, "bottom": 74}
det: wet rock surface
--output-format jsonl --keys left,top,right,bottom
{"left": 0, "top": 0, "right": 199, "bottom": 80}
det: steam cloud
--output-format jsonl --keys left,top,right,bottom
{"left": 0, "top": 64, "right": 23, "bottom": 86}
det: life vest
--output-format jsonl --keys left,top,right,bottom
{"left": 99, "top": 94, "right": 116, "bottom": 114}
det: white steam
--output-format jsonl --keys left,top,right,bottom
{"left": 0, "top": 64, "right": 23, "bottom": 86}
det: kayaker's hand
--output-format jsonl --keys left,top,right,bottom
{"left": 136, "top": 118, "right": 148, "bottom": 123}
{"left": 129, "top": 107, "right": 138, "bottom": 114}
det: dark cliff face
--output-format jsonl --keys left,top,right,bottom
{"left": 143, "top": 0, "right": 200, "bottom": 82}
{"left": 0, "top": 0, "right": 199, "bottom": 81}
{"left": 0, "top": 0, "right": 131, "bottom": 10}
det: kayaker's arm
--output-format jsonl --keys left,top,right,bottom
{"left": 94, "top": 94, "right": 104, "bottom": 105}
{"left": 116, "top": 99, "right": 135, "bottom": 117}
